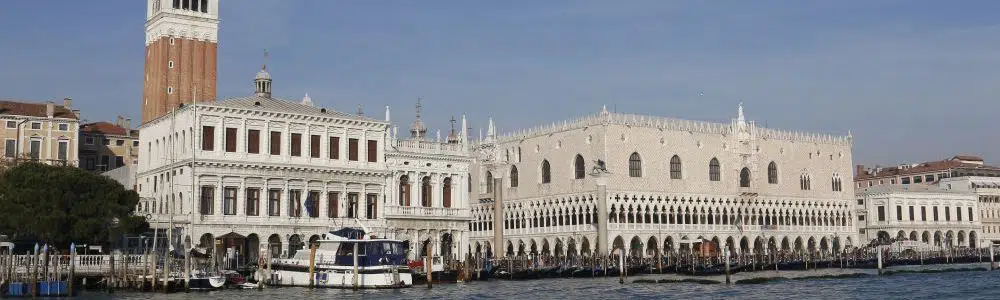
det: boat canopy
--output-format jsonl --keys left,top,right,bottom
{"left": 330, "top": 228, "right": 366, "bottom": 239}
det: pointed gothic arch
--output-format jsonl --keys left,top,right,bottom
{"left": 628, "top": 152, "right": 642, "bottom": 177}
{"left": 709, "top": 158, "right": 721, "bottom": 181}
{"left": 670, "top": 155, "right": 682, "bottom": 179}
{"left": 739, "top": 167, "right": 751, "bottom": 187}
{"left": 767, "top": 161, "right": 778, "bottom": 184}
{"left": 541, "top": 159, "right": 551, "bottom": 183}
{"left": 510, "top": 165, "right": 519, "bottom": 187}
{"left": 574, "top": 154, "right": 586, "bottom": 179}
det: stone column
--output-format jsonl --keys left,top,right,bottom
{"left": 411, "top": 173, "right": 421, "bottom": 207}
{"left": 431, "top": 173, "right": 441, "bottom": 208}
{"left": 492, "top": 174, "right": 504, "bottom": 258}
{"left": 596, "top": 174, "right": 609, "bottom": 256}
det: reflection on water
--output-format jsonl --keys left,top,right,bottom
{"left": 78, "top": 270, "right": 1000, "bottom": 300}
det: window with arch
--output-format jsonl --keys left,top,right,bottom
{"left": 739, "top": 167, "right": 751, "bottom": 187}
{"left": 518, "top": 147, "right": 522, "bottom": 162}
{"left": 442, "top": 177, "right": 452, "bottom": 208}
{"left": 709, "top": 158, "right": 720, "bottom": 181}
{"left": 628, "top": 152, "right": 642, "bottom": 177}
{"left": 485, "top": 171, "right": 494, "bottom": 193}
{"left": 767, "top": 161, "right": 778, "bottom": 184}
{"left": 831, "top": 175, "right": 842, "bottom": 192}
{"left": 398, "top": 175, "right": 410, "bottom": 206}
{"left": 574, "top": 154, "right": 585, "bottom": 179}
{"left": 421, "top": 176, "right": 431, "bottom": 207}
{"left": 510, "top": 166, "right": 519, "bottom": 187}
{"left": 541, "top": 160, "right": 551, "bottom": 184}
{"left": 800, "top": 174, "right": 812, "bottom": 190}
{"left": 670, "top": 155, "right": 682, "bottom": 179}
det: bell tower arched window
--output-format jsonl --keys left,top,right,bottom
{"left": 541, "top": 160, "right": 551, "bottom": 184}
{"left": 442, "top": 177, "right": 452, "bottom": 208}
{"left": 574, "top": 154, "right": 585, "bottom": 179}
{"left": 398, "top": 175, "right": 410, "bottom": 206}
{"left": 421, "top": 176, "right": 431, "bottom": 207}
{"left": 739, "top": 167, "right": 751, "bottom": 187}
{"left": 767, "top": 161, "right": 778, "bottom": 184}
{"left": 628, "top": 152, "right": 642, "bottom": 177}
{"left": 709, "top": 158, "right": 721, "bottom": 181}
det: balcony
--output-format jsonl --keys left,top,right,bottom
{"left": 394, "top": 140, "right": 467, "bottom": 156}
{"left": 382, "top": 205, "right": 471, "bottom": 220}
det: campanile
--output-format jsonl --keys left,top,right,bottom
{"left": 142, "top": 0, "right": 220, "bottom": 124}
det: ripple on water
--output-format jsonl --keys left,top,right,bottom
{"left": 75, "top": 270, "right": 1000, "bottom": 300}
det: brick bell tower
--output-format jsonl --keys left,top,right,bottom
{"left": 142, "top": 0, "right": 220, "bottom": 124}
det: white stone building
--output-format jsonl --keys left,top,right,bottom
{"left": 467, "top": 104, "right": 857, "bottom": 258}
{"left": 939, "top": 176, "right": 1000, "bottom": 246}
{"left": 137, "top": 64, "right": 475, "bottom": 264}
{"left": 382, "top": 100, "right": 474, "bottom": 260}
{"left": 856, "top": 184, "right": 981, "bottom": 249}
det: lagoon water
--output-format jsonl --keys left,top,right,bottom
{"left": 77, "top": 268, "right": 1000, "bottom": 300}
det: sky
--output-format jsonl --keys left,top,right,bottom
{"left": 1, "top": 0, "right": 998, "bottom": 166}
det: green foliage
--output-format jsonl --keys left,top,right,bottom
{"left": 0, "top": 162, "right": 147, "bottom": 247}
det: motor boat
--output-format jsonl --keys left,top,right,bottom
{"left": 269, "top": 227, "right": 412, "bottom": 289}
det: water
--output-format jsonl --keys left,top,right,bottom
{"left": 75, "top": 270, "right": 1000, "bottom": 300}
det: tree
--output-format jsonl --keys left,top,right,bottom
{"left": 0, "top": 162, "right": 147, "bottom": 247}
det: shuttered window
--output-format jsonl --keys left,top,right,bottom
{"left": 348, "top": 138, "right": 359, "bottom": 161}
{"left": 291, "top": 133, "right": 302, "bottom": 156}
{"left": 367, "top": 140, "right": 378, "bottom": 162}
{"left": 329, "top": 137, "right": 340, "bottom": 159}
{"left": 310, "top": 135, "right": 321, "bottom": 158}
{"left": 201, "top": 126, "right": 214, "bottom": 151}
{"left": 269, "top": 131, "right": 281, "bottom": 155}
{"left": 247, "top": 129, "right": 260, "bottom": 154}
{"left": 225, "top": 127, "right": 237, "bottom": 152}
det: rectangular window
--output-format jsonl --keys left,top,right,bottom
{"left": 957, "top": 207, "right": 962, "bottom": 221}
{"left": 933, "top": 206, "right": 939, "bottom": 221}
{"left": 84, "top": 136, "right": 94, "bottom": 145}
{"left": 247, "top": 129, "right": 260, "bottom": 154}
{"left": 223, "top": 187, "right": 237, "bottom": 215}
{"left": 877, "top": 206, "right": 885, "bottom": 221}
{"left": 925, "top": 174, "right": 934, "bottom": 183}
{"left": 58, "top": 123, "right": 68, "bottom": 131}
{"left": 200, "top": 186, "right": 215, "bottom": 215}
{"left": 896, "top": 205, "right": 902, "bottom": 221}
{"left": 970, "top": 207, "right": 974, "bottom": 222}
{"left": 30, "top": 122, "right": 41, "bottom": 130}
{"left": 288, "top": 190, "right": 302, "bottom": 217}
{"left": 921, "top": 206, "right": 927, "bottom": 221}
{"left": 366, "top": 193, "right": 378, "bottom": 219}
{"left": 4, "top": 139, "right": 15, "bottom": 157}
{"left": 908, "top": 206, "right": 914, "bottom": 221}
{"left": 307, "top": 191, "right": 320, "bottom": 218}
{"left": 329, "top": 137, "right": 340, "bottom": 159}
{"left": 246, "top": 188, "right": 260, "bottom": 216}
{"left": 103, "top": 138, "right": 110, "bottom": 145}
{"left": 327, "top": 192, "right": 339, "bottom": 218}
{"left": 858, "top": 215, "right": 865, "bottom": 221}
{"left": 902, "top": 177, "right": 910, "bottom": 184}
{"left": 891, "top": 179, "right": 896, "bottom": 185}
{"left": 4, "top": 121, "right": 14, "bottom": 128}
{"left": 268, "top": 189, "right": 281, "bottom": 216}
{"left": 116, "top": 139, "right": 124, "bottom": 146}
{"left": 857, "top": 199, "right": 864, "bottom": 205}
{"left": 945, "top": 207, "right": 951, "bottom": 221}
{"left": 29, "top": 139, "right": 41, "bottom": 160}
{"left": 100, "top": 155, "right": 110, "bottom": 171}
{"left": 202, "top": 126, "right": 215, "bottom": 151}
{"left": 269, "top": 131, "right": 281, "bottom": 155}
{"left": 84, "top": 157, "right": 95, "bottom": 170}
{"left": 224, "top": 127, "right": 237, "bottom": 152}
{"left": 114, "top": 156, "right": 124, "bottom": 168}
{"left": 914, "top": 176, "right": 922, "bottom": 183}
{"left": 367, "top": 140, "right": 378, "bottom": 162}
{"left": 290, "top": 133, "right": 302, "bottom": 156}
{"left": 348, "top": 138, "right": 359, "bottom": 161}
{"left": 347, "top": 193, "right": 359, "bottom": 218}
{"left": 310, "top": 135, "right": 320, "bottom": 158}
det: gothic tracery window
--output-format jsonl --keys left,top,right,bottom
{"left": 574, "top": 154, "right": 586, "bottom": 179}
{"left": 709, "top": 158, "right": 721, "bottom": 181}
{"left": 510, "top": 166, "right": 519, "bottom": 187}
{"left": 486, "top": 171, "right": 494, "bottom": 193}
{"left": 767, "top": 161, "right": 778, "bottom": 184}
{"left": 628, "top": 152, "right": 642, "bottom": 177}
{"left": 670, "top": 155, "right": 682, "bottom": 179}
{"left": 740, "top": 167, "right": 751, "bottom": 188}
{"left": 541, "top": 160, "right": 551, "bottom": 183}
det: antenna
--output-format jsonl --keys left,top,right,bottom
{"left": 263, "top": 49, "right": 269, "bottom": 70}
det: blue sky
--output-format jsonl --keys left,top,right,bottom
{"left": 1, "top": 0, "right": 999, "bottom": 166}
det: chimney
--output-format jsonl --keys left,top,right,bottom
{"left": 63, "top": 97, "right": 72, "bottom": 109}
{"left": 124, "top": 118, "right": 131, "bottom": 130}
{"left": 46, "top": 102, "right": 54, "bottom": 118}
{"left": 855, "top": 164, "right": 865, "bottom": 176}
{"left": 72, "top": 110, "right": 80, "bottom": 119}
{"left": 116, "top": 116, "right": 123, "bottom": 127}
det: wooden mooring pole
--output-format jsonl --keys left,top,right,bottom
{"left": 425, "top": 255, "right": 433, "bottom": 289}
{"left": 68, "top": 244, "right": 76, "bottom": 296}
{"left": 724, "top": 248, "right": 731, "bottom": 285}
{"left": 990, "top": 246, "right": 996, "bottom": 271}
{"left": 308, "top": 244, "right": 317, "bottom": 288}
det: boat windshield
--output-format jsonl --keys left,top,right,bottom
{"left": 334, "top": 240, "right": 408, "bottom": 266}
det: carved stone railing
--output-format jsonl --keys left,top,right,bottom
{"left": 382, "top": 205, "right": 471, "bottom": 220}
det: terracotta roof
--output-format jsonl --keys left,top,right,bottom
{"left": 856, "top": 158, "right": 1000, "bottom": 181}
{"left": 81, "top": 122, "right": 130, "bottom": 136}
{"left": 0, "top": 100, "right": 77, "bottom": 119}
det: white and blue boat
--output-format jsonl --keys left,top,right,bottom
{"left": 269, "top": 227, "right": 412, "bottom": 289}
